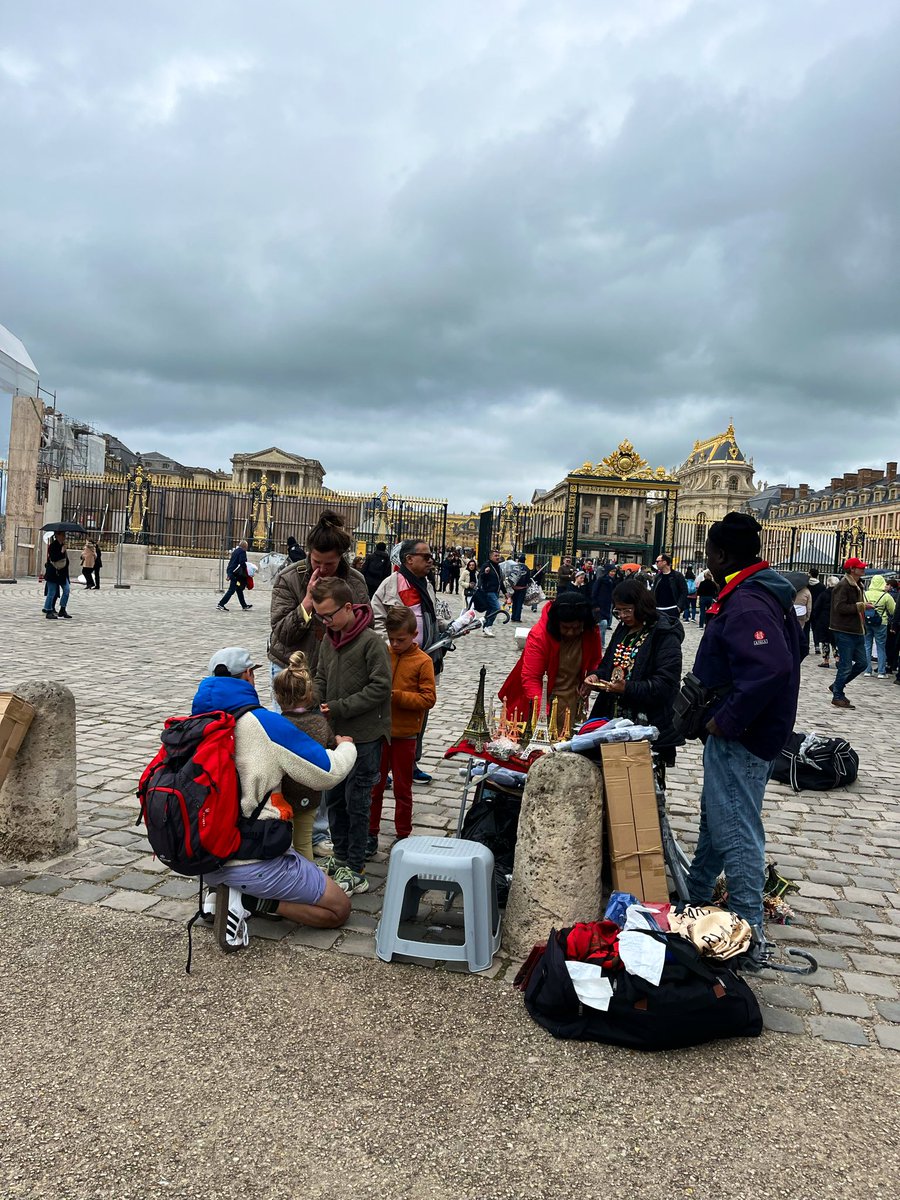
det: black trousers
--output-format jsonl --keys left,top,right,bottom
{"left": 83, "top": 568, "right": 95, "bottom": 589}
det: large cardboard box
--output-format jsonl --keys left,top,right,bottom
{"left": 600, "top": 741, "right": 668, "bottom": 903}
{"left": 0, "top": 693, "right": 36, "bottom": 793}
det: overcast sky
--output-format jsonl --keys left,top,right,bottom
{"left": 2, "top": 0, "right": 899, "bottom": 510}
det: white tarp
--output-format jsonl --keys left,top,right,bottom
{"left": 0, "top": 322, "right": 39, "bottom": 395}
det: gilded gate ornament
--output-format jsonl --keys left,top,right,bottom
{"left": 126, "top": 465, "right": 151, "bottom": 539}
{"left": 249, "top": 473, "right": 277, "bottom": 550}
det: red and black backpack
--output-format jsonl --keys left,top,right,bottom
{"left": 137, "top": 707, "right": 254, "bottom": 875}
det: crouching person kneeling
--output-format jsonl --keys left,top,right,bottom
{"left": 196, "top": 647, "right": 357, "bottom": 952}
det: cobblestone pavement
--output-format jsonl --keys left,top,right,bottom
{"left": 1, "top": 579, "right": 899, "bottom": 1054}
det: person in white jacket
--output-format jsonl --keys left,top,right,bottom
{"left": 196, "top": 647, "right": 358, "bottom": 952}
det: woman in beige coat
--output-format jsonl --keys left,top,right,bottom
{"left": 80, "top": 541, "right": 97, "bottom": 590}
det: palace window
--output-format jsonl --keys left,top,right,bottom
{"left": 728, "top": 475, "right": 738, "bottom": 491}
{"left": 581, "top": 515, "right": 591, "bottom": 534}
{"left": 617, "top": 517, "right": 627, "bottom": 536}
{"left": 599, "top": 517, "right": 609, "bottom": 535}
{"left": 711, "top": 475, "right": 721, "bottom": 490}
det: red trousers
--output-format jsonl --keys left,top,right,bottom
{"left": 369, "top": 737, "right": 417, "bottom": 838}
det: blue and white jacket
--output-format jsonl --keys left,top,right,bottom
{"left": 191, "top": 676, "right": 357, "bottom": 844}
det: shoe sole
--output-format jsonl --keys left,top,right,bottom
{"left": 213, "top": 885, "right": 248, "bottom": 952}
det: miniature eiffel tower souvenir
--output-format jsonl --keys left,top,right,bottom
{"left": 463, "top": 665, "right": 491, "bottom": 752}
{"left": 524, "top": 678, "right": 552, "bottom": 756}
{"left": 547, "top": 697, "right": 559, "bottom": 742}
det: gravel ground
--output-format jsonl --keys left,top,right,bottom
{"left": 2, "top": 889, "right": 897, "bottom": 1200}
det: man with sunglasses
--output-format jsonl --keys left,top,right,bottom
{"left": 372, "top": 539, "right": 450, "bottom": 782}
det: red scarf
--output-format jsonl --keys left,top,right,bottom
{"left": 706, "top": 560, "right": 770, "bottom": 618}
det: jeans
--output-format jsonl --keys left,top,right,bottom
{"left": 369, "top": 736, "right": 417, "bottom": 839}
{"left": 324, "top": 737, "right": 384, "bottom": 872}
{"left": 833, "top": 631, "right": 867, "bottom": 698}
{"left": 864, "top": 624, "right": 888, "bottom": 674}
{"left": 271, "top": 661, "right": 332, "bottom": 847}
{"left": 698, "top": 596, "right": 713, "bottom": 627}
{"left": 597, "top": 618, "right": 609, "bottom": 651}
{"left": 687, "top": 735, "right": 773, "bottom": 929}
{"left": 218, "top": 578, "right": 249, "bottom": 609}
{"left": 483, "top": 591, "right": 502, "bottom": 628}
{"left": 511, "top": 590, "right": 526, "bottom": 622}
{"left": 684, "top": 596, "right": 697, "bottom": 620}
{"left": 43, "top": 579, "right": 71, "bottom": 613}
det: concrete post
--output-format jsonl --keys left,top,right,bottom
{"left": 0, "top": 680, "right": 78, "bottom": 861}
{"left": 503, "top": 751, "right": 604, "bottom": 959}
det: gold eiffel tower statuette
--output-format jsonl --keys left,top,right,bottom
{"left": 548, "top": 697, "right": 559, "bottom": 742}
{"left": 524, "top": 678, "right": 552, "bottom": 756}
{"left": 561, "top": 706, "right": 572, "bottom": 742}
{"left": 463, "top": 665, "right": 491, "bottom": 752}
{"left": 519, "top": 696, "right": 538, "bottom": 749}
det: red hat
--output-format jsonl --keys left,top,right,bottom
{"left": 843, "top": 557, "right": 867, "bottom": 571}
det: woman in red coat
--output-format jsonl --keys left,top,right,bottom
{"left": 499, "top": 594, "right": 601, "bottom": 729}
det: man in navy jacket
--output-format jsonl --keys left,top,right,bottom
{"left": 686, "top": 512, "right": 800, "bottom": 965}
{"left": 217, "top": 539, "right": 252, "bottom": 611}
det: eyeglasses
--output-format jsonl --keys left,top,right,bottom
{"left": 316, "top": 607, "right": 341, "bottom": 624}
{"left": 412, "top": 552, "right": 434, "bottom": 562}
{"left": 613, "top": 607, "right": 635, "bottom": 618}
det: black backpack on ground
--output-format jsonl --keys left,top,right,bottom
{"left": 771, "top": 732, "right": 859, "bottom": 792}
{"left": 524, "top": 927, "right": 762, "bottom": 1052}
{"left": 460, "top": 778, "right": 522, "bottom": 906}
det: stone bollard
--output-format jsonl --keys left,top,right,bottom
{"left": 503, "top": 751, "right": 604, "bottom": 959}
{"left": 0, "top": 681, "right": 78, "bottom": 861}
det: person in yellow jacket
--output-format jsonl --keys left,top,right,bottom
{"left": 863, "top": 574, "right": 896, "bottom": 678}
{"left": 367, "top": 605, "right": 436, "bottom": 855}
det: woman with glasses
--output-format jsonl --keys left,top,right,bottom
{"left": 583, "top": 578, "right": 684, "bottom": 765}
{"left": 499, "top": 593, "right": 602, "bottom": 732}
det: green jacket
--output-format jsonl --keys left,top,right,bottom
{"left": 313, "top": 626, "right": 392, "bottom": 743}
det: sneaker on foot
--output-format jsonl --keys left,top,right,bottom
{"left": 412, "top": 767, "right": 432, "bottom": 784}
{"left": 482, "top": 628, "right": 495, "bottom": 638}
{"left": 333, "top": 865, "right": 369, "bottom": 895}
{"left": 318, "top": 855, "right": 345, "bottom": 877}
{"left": 242, "top": 604, "right": 253, "bottom": 610}
{"left": 365, "top": 833, "right": 379, "bottom": 858}
{"left": 200, "top": 888, "right": 216, "bottom": 921}
{"left": 312, "top": 839, "right": 334, "bottom": 858}
{"left": 213, "top": 884, "right": 250, "bottom": 952}
{"left": 217, "top": 605, "right": 229, "bottom": 612}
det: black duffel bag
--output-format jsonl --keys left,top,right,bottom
{"left": 524, "top": 926, "right": 762, "bottom": 1051}
{"left": 771, "top": 732, "right": 859, "bottom": 792}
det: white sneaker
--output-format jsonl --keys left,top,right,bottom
{"left": 878, "top": 673, "right": 887, "bottom": 679}
{"left": 482, "top": 628, "right": 495, "bottom": 638}
{"left": 213, "top": 885, "right": 250, "bottom": 953}
{"left": 200, "top": 888, "right": 216, "bottom": 921}
{"left": 313, "top": 839, "right": 334, "bottom": 858}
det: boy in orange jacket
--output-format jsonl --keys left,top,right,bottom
{"left": 367, "top": 606, "right": 436, "bottom": 854}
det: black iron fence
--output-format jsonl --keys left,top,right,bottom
{"left": 671, "top": 518, "right": 900, "bottom": 576}
{"left": 478, "top": 500, "right": 567, "bottom": 566}
{"left": 61, "top": 474, "right": 448, "bottom": 559}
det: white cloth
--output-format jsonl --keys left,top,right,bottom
{"left": 564, "top": 961, "right": 614, "bottom": 1011}
{"left": 618, "top": 904, "right": 666, "bottom": 986}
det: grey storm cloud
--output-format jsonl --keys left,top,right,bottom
{"left": 1, "top": 0, "right": 899, "bottom": 508}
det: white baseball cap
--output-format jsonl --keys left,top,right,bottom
{"left": 208, "top": 647, "right": 261, "bottom": 677}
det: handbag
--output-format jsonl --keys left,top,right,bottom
{"left": 671, "top": 672, "right": 732, "bottom": 740}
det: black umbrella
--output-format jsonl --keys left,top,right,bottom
{"left": 41, "top": 521, "right": 88, "bottom": 535}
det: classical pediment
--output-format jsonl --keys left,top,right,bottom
{"left": 233, "top": 447, "right": 319, "bottom": 468}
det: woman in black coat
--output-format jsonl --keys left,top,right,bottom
{"left": 583, "top": 578, "right": 684, "bottom": 765}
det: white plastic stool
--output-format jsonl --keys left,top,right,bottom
{"left": 514, "top": 625, "right": 529, "bottom": 651}
{"left": 375, "top": 836, "right": 501, "bottom": 971}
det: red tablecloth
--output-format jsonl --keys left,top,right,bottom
{"left": 443, "top": 738, "right": 544, "bottom": 773}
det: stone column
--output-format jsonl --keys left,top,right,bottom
{"left": 503, "top": 752, "right": 604, "bottom": 959}
{"left": 0, "top": 680, "right": 78, "bottom": 860}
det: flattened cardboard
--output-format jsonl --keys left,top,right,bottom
{"left": 600, "top": 741, "right": 668, "bottom": 903}
{"left": 0, "top": 693, "right": 36, "bottom": 793}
